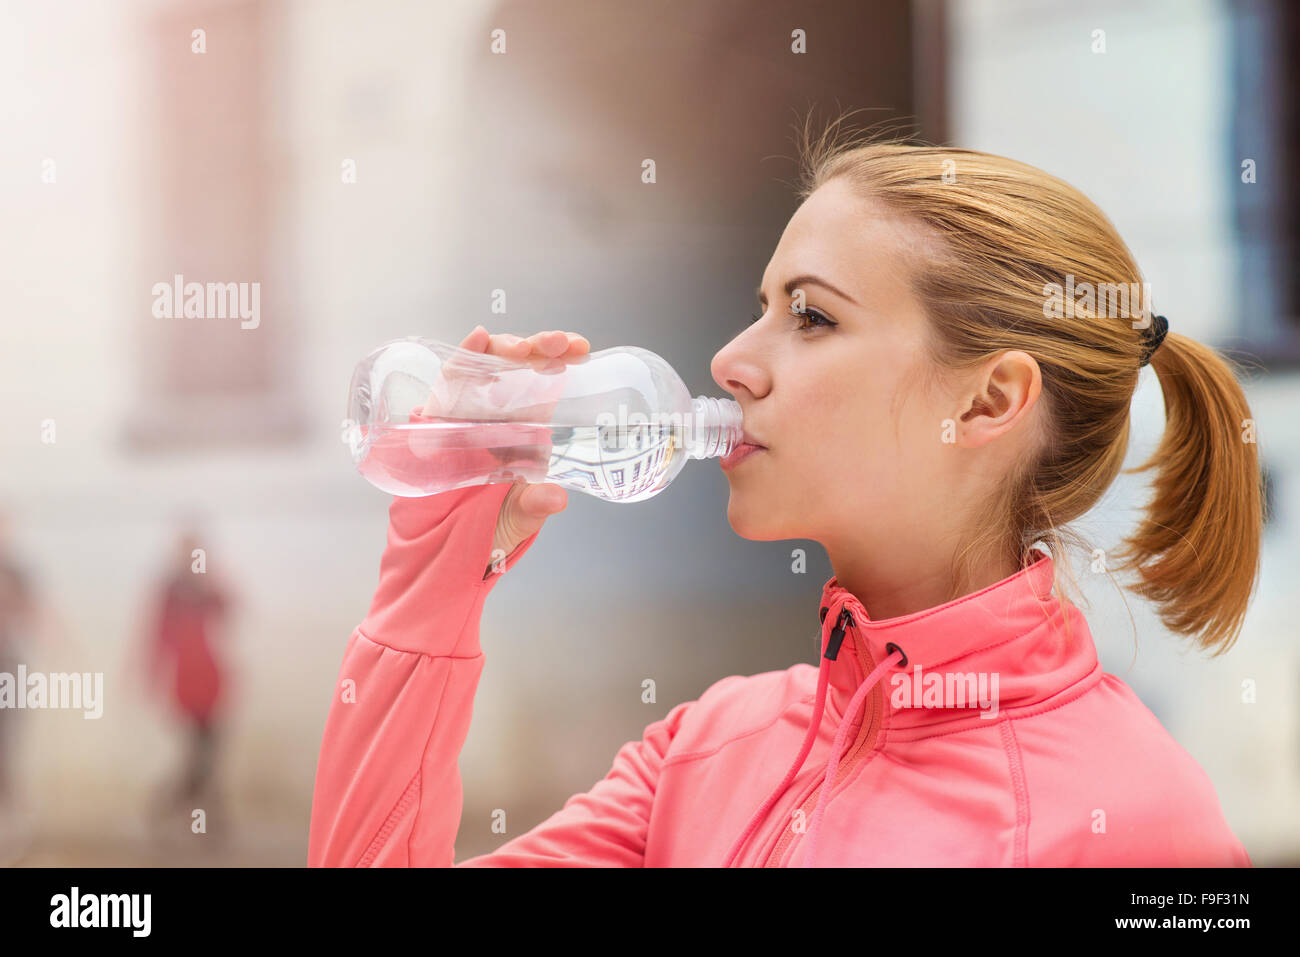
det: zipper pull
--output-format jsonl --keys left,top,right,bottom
{"left": 824, "top": 608, "right": 853, "bottom": 661}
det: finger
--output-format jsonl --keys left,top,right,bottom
{"left": 444, "top": 326, "right": 490, "bottom": 378}
{"left": 486, "top": 333, "right": 532, "bottom": 359}
{"left": 561, "top": 333, "right": 591, "bottom": 358}
{"left": 496, "top": 482, "right": 567, "bottom": 553}
{"left": 527, "top": 332, "right": 590, "bottom": 366}
{"left": 532, "top": 333, "right": 588, "bottom": 377}
{"left": 525, "top": 330, "right": 571, "bottom": 358}
{"left": 458, "top": 325, "right": 490, "bottom": 352}
{"left": 433, "top": 327, "right": 501, "bottom": 414}
{"left": 516, "top": 482, "right": 568, "bottom": 518}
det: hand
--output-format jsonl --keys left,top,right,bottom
{"left": 435, "top": 326, "right": 591, "bottom": 571}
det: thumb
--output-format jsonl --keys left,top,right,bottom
{"left": 497, "top": 481, "right": 567, "bottom": 553}
{"left": 513, "top": 481, "right": 568, "bottom": 524}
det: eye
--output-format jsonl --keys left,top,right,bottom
{"left": 749, "top": 307, "right": 837, "bottom": 331}
{"left": 788, "top": 307, "right": 836, "bottom": 331}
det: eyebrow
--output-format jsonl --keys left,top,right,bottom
{"left": 756, "top": 274, "right": 861, "bottom": 308}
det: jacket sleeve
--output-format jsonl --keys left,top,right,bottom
{"left": 455, "top": 697, "right": 692, "bottom": 867}
{"left": 308, "top": 471, "right": 694, "bottom": 867}
{"left": 309, "top": 401, "right": 690, "bottom": 867}
{"left": 308, "top": 479, "right": 542, "bottom": 867}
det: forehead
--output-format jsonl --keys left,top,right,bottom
{"left": 763, "top": 178, "right": 933, "bottom": 307}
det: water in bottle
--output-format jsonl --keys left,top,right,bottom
{"left": 346, "top": 337, "right": 742, "bottom": 503}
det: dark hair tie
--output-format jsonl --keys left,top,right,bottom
{"left": 1139, "top": 314, "right": 1169, "bottom": 366}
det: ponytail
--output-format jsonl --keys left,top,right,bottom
{"left": 1111, "top": 333, "right": 1266, "bottom": 655}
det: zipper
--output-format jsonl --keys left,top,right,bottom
{"left": 761, "top": 609, "right": 883, "bottom": 867}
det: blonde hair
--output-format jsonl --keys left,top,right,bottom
{"left": 795, "top": 114, "right": 1265, "bottom": 656}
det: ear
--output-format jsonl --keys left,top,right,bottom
{"left": 955, "top": 350, "right": 1041, "bottom": 449}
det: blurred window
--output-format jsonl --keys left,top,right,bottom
{"left": 123, "top": 0, "right": 303, "bottom": 451}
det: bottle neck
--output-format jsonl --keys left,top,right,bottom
{"left": 687, "top": 396, "right": 743, "bottom": 460}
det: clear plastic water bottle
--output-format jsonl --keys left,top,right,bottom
{"left": 345, "top": 336, "right": 743, "bottom": 503}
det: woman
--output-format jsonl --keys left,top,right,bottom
{"left": 146, "top": 528, "right": 231, "bottom": 825}
{"left": 308, "top": 130, "right": 1261, "bottom": 867}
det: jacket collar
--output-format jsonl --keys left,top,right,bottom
{"left": 726, "top": 552, "right": 1099, "bottom": 867}
{"left": 815, "top": 553, "right": 1100, "bottom": 739}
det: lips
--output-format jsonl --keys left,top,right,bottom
{"left": 720, "top": 441, "right": 766, "bottom": 471}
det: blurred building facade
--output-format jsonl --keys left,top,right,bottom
{"left": 0, "top": 0, "right": 1294, "bottom": 864}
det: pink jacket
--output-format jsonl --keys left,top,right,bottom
{"left": 308, "top": 480, "right": 1251, "bottom": 867}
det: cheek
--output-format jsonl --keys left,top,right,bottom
{"left": 822, "top": 375, "right": 938, "bottom": 492}
{"left": 769, "top": 381, "right": 890, "bottom": 504}
{"left": 810, "top": 380, "right": 895, "bottom": 462}
{"left": 881, "top": 390, "right": 952, "bottom": 507}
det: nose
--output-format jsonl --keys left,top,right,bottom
{"left": 711, "top": 330, "right": 771, "bottom": 401}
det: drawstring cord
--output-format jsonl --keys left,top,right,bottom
{"left": 721, "top": 605, "right": 849, "bottom": 868}
{"left": 801, "top": 649, "right": 901, "bottom": 868}
{"left": 722, "top": 601, "right": 905, "bottom": 868}
{"left": 721, "top": 625, "right": 834, "bottom": 867}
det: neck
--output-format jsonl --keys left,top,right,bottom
{"left": 828, "top": 545, "right": 1025, "bottom": 623}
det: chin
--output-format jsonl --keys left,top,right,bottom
{"left": 725, "top": 495, "right": 789, "bottom": 541}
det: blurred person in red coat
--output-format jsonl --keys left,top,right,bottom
{"left": 144, "top": 523, "right": 234, "bottom": 839}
